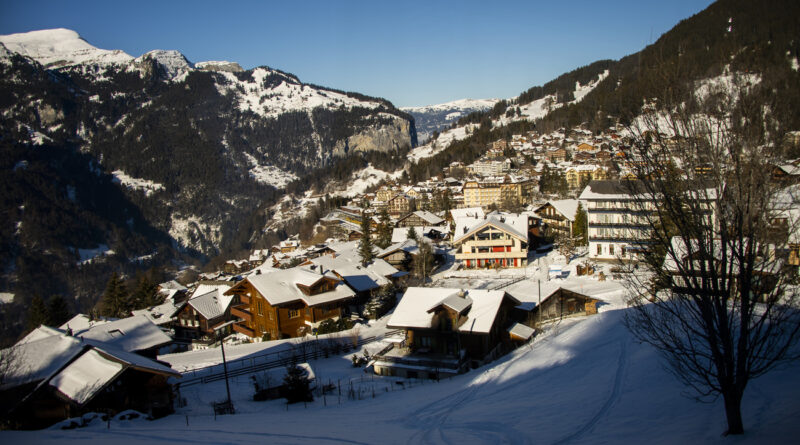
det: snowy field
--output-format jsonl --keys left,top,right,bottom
{"left": 4, "top": 250, "right": 800, "bottom": 443}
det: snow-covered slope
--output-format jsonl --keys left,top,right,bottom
{"left": 217, "top": 67, "right": 385, "bottom": 119}
{"left": 6, "top": 276, "right": 799, "bottom": 442}
{"left": 0, "top": 28, "right": 133, "bottom": 68}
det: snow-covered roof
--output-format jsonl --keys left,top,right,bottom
{"left": 158, "top": 280, "right": 187, "bottom": 291}
{"left": 187, "top": 285, "right": 234, "bottom": 321}
{"left": 537, "top": 200, "right": 580, "bottom": 221}
{"left": 389, "top": 288, "right": 518, "bottom": 334}
{"left": 507, "top": 322, "right": 536, "bottom": 340}
{"left": 452, "top": 213, "right": 529, "bottom": 245}
{"left": 2, "top": 328, "right": 85, "bottom": 389}
{"left": 391, "top": 226, "right": 445, "bottom": 243}
{"left": 3, "top": 325, "right": 180, "bottom": 395}
{"left": 578, "top": 180, "right": 649, "bottom": 200}
{"left": 235, "top": 267, "right": 355, "bottom": 307}
{"left": 59, "top": 314, "right": 113, "bottom": 332}
{"left": 49, "top": 348, "right": 123, "bottom": 405}
{"left": 398, "top": 210, "right": 445, "bottom": 226}
{"left": 131, "top": 300, "right": 181, "bottom": 326}
{"left": 73, "top": 315, "right": 172, "bottom": 352}
{"left": 505, "top": 279, "right": 625, "bottom": 311}
{"left": 450, "top": 207, "right": 485, "bottom": 220}
{"left": 429, "top": 293, "right": 473, "bottom": 314}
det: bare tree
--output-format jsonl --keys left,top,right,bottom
{"left": 622, "top": 73, "right": 800, "bottom": 435}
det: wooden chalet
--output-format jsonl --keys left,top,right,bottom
{"left": 173, "top": 283, "right": 234, "bottom": 347}
{"left": 522, "top": 287, "right": 601, "bottom": 325}
{"left": 452, "top": 213, "right": 530, "bottom": 269}
{"left": 1, "top": 327, "right": 180, "bottom": 429}
{"left": 373, "top": 288, "right": 523, "bottom": 379}
{"left": 224, "top": 267, "right": 356, "bottom": 340}
{"left": 396, "top": 210, "right": 445, "bottom": 228}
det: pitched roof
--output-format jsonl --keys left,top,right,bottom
{"left": 452, "top": 213, "right": 528, "bottom": 245}
{"left": 187, "top": 285, "right": 234, "bottom": 321}
{"left": 72, "top": 315, "right": 172, "bottom": 352}
{"left": 537, "top": 199, "right": 580, "bottom": 221}
{"left": 235, "top": 267, "right": 355, "bottom": 307}
{"left": 398, "top": 210, "right": 444, "bottom": 226}
{"left": 388, "top": 287, "right": 518, "bottom": 334}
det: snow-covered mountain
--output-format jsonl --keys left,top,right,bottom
{"left": 0, "top": 28, "right": 416, "bottom": 317}
{"left": 402, "top": 98, "right": 498, "bottom": 143}
{"left": 0, "top": 28, "right": 133, "bottom": 68}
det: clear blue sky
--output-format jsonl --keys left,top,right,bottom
{"left": 1, "top": 0, "right": 714, "bottom": 108}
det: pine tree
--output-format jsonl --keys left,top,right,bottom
{"left": 358, "top": 211, "right": 373, "bottom": 266}
{"left": 282, "top": 362, "right": 312, "bottom": 403}
{"left": 100, "top": 272, "right": 129, "bottom": 318}
{"left": 406, "top": 226, "right": 418, "bottom": 242}
{"left": 376, "top": 208, "right": 393, "bottom": 249}
{"left": 130, "top": 274, "right": 160, "bottom": 309}
{"left": 572, "top": 202, "right": 588, "bottom": 246}
{"left": 413, "top": 241, "right": 434, "bottom": 282}
{"left": 46, "top": 295, "right": 71, "bottom": 327}
{"left": 27, "top": 296, "right": 49, "bottom": 329}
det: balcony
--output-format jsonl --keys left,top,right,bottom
{"left": 231, "top": 305, "right": 252, "bottom": 323}
{"left": 375, "top": 344, "right": 465, "bottom": 372}
{"left": 237, "top": 294, "right": 251, "bottom": 305}
{"left": 588, "top": 221, "right": 649, "bottom": 228}
{"left": 460, "top": 238, "right": 513, "bottom": 247}
{"left": 456, "top": 251, "right": 527, "bottom": 260}
{"left": 232, "top": 322, "right": 255, "bottom": 337}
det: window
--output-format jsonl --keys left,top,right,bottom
{"left": 288, "top": 309, "right": 299, "bottom": 318}
{"left": 257, "top": 300, "right": 263, "bottom": 316}
{"left": 609, "top": 244, "right": 614, "bottom": 255}
{"left": 268, "top": 311, "right": 274, "bottom": 320}
{"left": 597, "top": 244, "right": 603, "bottom": 255}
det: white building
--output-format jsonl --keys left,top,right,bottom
{"left": 578, "top": 180, "right": 654, "bottom": 261}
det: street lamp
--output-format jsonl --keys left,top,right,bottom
{"left": 214, "top": 320, "right": 237, "bottom": 415}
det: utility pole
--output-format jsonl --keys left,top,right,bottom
{"left": 538, "top": 279, "right": 542, "bottom": 327}
{"left": 215, "top": 320, "right": 237, "bottom": 414}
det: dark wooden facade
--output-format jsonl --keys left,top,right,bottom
{"left": 526, "top": 288, "right": 600, "bottom": 325}
{"left": 405, "top": 297, "right": 518, "bottom": 361}
{"left": 2, "top": 366, "right": 175, "bottom": 430}
{"left": 227, "top": 278, "right": 346, "bottom": 340}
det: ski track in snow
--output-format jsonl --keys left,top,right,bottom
{"left": 553, "top": 338, "right": 628, "bottom": 444}
{"left": 63, "top": 428, "right": 372, "bottom": 445}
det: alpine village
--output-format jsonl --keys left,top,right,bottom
{"left": 1, "top": 0, "right": 800, "bottom": 443}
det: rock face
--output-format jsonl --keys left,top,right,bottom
{"left": 334, "top": 119, "right": 415, "bottom": 156}
{"left": 196, "top": 61, "right": 244, "bottom": 73}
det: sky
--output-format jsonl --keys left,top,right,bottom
{"left": 0, "top": 0, "right": 715, "bottom": 108}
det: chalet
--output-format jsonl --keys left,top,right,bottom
{"left": 372, "top": 288, "right": 522, "bottom": 378}
{"left": 64, "top": 314, "right": 173, "bottom": 358}
{"left": 1, "top": 326, "right": 180, "bottom": 429}
{"left": 173, "top": 283, "right": 234, "bottom": 348}
{"left": 303, "top": 251, "right": 404, "bottom": 304}
{"left": 535, "top": 200, "right": 580, "bottom": 238}
{"left": 452, "top": 212, "right": 531, "bottom": 268}
{"left": 157, "top": 280, "right": 187, "bottom": 303}
{"left": 225, "top": 267, "right": 356, "bottom": 340}
{"left": 396, "top": 210, "right": 445, "bottom": 228}
{"left": 279, "top": 238, "right": 300, "bottom": 253}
